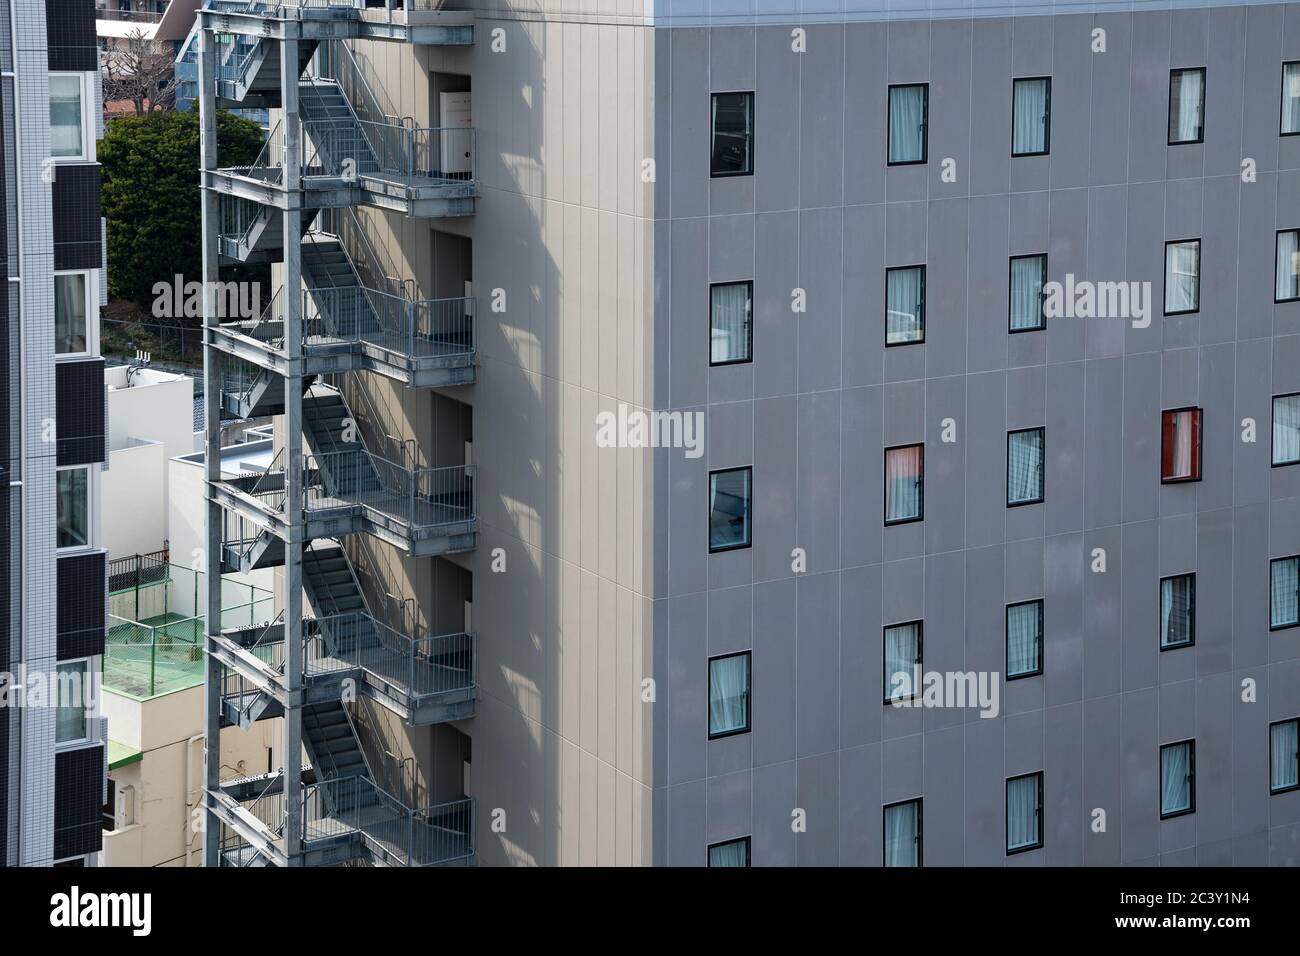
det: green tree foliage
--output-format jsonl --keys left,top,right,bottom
{"left": 99, "top": 109, "right": 265, "bottom": 306}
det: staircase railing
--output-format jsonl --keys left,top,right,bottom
{"left": 303, "top": 285, "right": 475, "bottom": 361}
{"left": 303, "top": 449, "right": 474, "bottom": 534}
{"left": 310, "top": 610, "right": 474, "bottom": 702}
{"left": 228, "top": 120, "right": 285, "bottom": 184}
{"left": 315, "top": 206, "right": 406, "bottom": 300}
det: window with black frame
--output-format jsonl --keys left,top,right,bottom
{"left": 711, "top": 92, "right": 754, "bottom": 177}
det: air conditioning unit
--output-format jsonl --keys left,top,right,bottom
{"left": 116, "top": 784, "right": 136, "bottom": 828}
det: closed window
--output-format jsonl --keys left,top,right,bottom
{"left": 1006, "top": 600, "right": 1043, "bottom": 678}
{"left": 711, "top": 92, "right": 753, "bottom": 177}
{"left": 1009, "top": 254, "right": 1047, "bottom": 332}
{"left": 883, "top": 621, "right": 922, "bottom": 704}
{"left": 1160, "top": 573, "right": 1195, "bottom": 649}
{"left": 1274, "top": 393, "right": 1300, "bottom": 466}
{"left": 1283, "top": 61, "right": 1300, "bottom": 135}
{"left": 710, "top": 281, "right": 752, "bottom": 365}
{"left": 707, "top": 836, "right": 750, "bottom": 867}
{"left": 1007, "top": 428, "right": 1045, "bottom": 506}
{"left": 1168, "top": 68, "right": 1205, "bottom": 144}
{"left": 1276, "top": 229, "right": 1300, "bottom": 302}
{"left": 1006, "top": 772, "right": 1043, "bottom": 853}
{"left": 885, "top": 265, "right": 925, "bottom": 345}
{"left": 884, "top": 444, "right": 923, "bottom": 525}
{"left": 887, "top": 84, "right": 927, "bottom": 165}
{"left": 883, "top": 798, "right": 922, "bottom": 867}
{"left": 56, "top": 661, "right": 90, "bottom": 744}
{"left": 1271, "top": 556, "right": 1300, "bottom": 630}
{"left": 708, "top": 467, "right": 751, "bottom": 553}
{"left": 56, "top": 466, "right": 90, "bottom": 549}
{"left": 1160, "top": 408, "right": 1202, "bottom": 482}
{"left": 1011, "top": 77, "right": 1051, "bottom": 156}
{"left": 1164, "top": 239, "right": 1200, "bottom": 314}
{"left": 50, "top": 74, "right": 87, "bottom": 160}
{"left": 1160, "top": 740, "right": 1195, "bottom": 818}
{"left": 708, "top": 652, "right": 750, "bottom": 739}
{"left": 1270, "top": 719, "right": 1300, "bottom": 794}
{"left": 55, "top": 272, "right": 89, "bottom": 355}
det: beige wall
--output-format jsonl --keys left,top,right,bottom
{"left": 331, "top": 17, "right": 660, "bottom": 865}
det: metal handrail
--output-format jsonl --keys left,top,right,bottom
{"left": 303, "top": 449, "right": 475, "bottom": 534}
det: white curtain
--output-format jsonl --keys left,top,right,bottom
{"left": 1006, "top": 775, "right": 1039, "bottom": 851}
{"left": 888, "top": 85, "right": 926, "bottom": 163}
{"left": 1274, "top": 394, "right": 1300, "bottom": 465}
{"left": 708, "top": 654, "right": 749, "bottom": 736}
{"left": 710, "top": 283, "right": 751, "bottom": 364}
{"left": 1272, "top": 721, "right": 1299, "bottom": 792}
{"left": 55, "top": 662, "right": 87, "bottom": 743}
{"left": 1272, "top": 558, "right": 1299, "bottom": 628}
{"left": 1010, "top": 256, "right": 1045, "bottom": 330}
{"left": 1006, "top": 602, "right": 1041, "bottom": 676}
{"left": 885, "top": 446, "right": 922, "bottom": 522}
{"left": 1277, "top": 230, "right": 1300, "bottom": 301}
{"left": 1165, "top": 241, "right": 1199, "bottom": 313}
{"left": 1012, "top": 79, "right": 1049, "bottom": 155}
{"left": 1161, "top": 576, "right": 1193, "bottom": 647}
{"left": 884, "top": 801, "right": 919, "bottom": 867}
{"left": 1169, "top": 69, "right": 1204, "bottom": 143}
{"left": 708, "top": 839, "right": 749, "bottom": 867}
{"left": 55, "top": 273, "right": 87, "bottom": 354}
{"left": 1169, "top": 410, "right": 1194, "bottom": 478}
{"left": 1160, "top": 743, "right": 1192, "bottom": 815}
{"left": 886, "top": 267, "right": 924, "bottom": 344}
{"left": 1284, "top": 63, "right": 1300, "bottom": 135}
{"left": 709, "top": 469, "right": 751, "bottom": 550}
{"left": 884, "top": 623, "right": 920, "bottom": 701}
{"left": 49, "top": 75, "right": 83, "bottom": 158}
{"left": 1007, "top": 430, "right": 1044, "bottom": 504}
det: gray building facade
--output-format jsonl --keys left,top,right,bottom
{"left": 198, "top": 0, "right": 1300, "bottom": 867}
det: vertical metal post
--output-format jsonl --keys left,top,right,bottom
{"left": 198, "top": 16, "right": 224, "bottom": 869}
{"left": 281, "top": 34, "right": 305, "bottom": 865}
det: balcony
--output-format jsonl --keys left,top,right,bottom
{"left": 200, "top": 0, "right": 475, "bottom": 46}
{"left": 213, "top": 772, "right": 473, "bottom": 867}
{"left": 210, "top": 448, "right": 476, "bottom": 556}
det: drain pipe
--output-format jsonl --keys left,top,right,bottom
{"left": 184, "top": 733, "right": 204, "bottom": 866}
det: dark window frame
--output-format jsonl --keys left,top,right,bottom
{"left": 1005, "top": 598, "right": 1044, "bottom": 680}
{"left": 706, "top": 835, "right": 751, "bottom": 866}
{"left": 1010, "top": 76, "right": 1052, "bottom": 158}
{"left": 1163, "top": 238, "right": 1202, "bottom": 316}
{"left": 883, "top": 442, "right": 925, "bottom": 527}
{"left": 886, "top": 82, "right": 929, "bottom": 167}
{"left": 1005, "top": 771, "right": 1044, "bottom": 855}
{"left": 1273, "top": 392, "right": 1300, "bottom": 467}
{"left": 882, "top": 619, "right": 924, "bottom": 706}
{"left": 1269, "top": 718, "right": 1300, "bottom": 795}
{"left": 1275, "top": 229, "right": 1300, "bottom": 304}
{"left": 708, "top": 279, "right": 754, "bottom": 367}
{"left": 1270, "top": 554, "right": 1300, "bottom": 631}
{"left": 1159, "top": 739, "right": 1197, "bottom": 820}
{"left": 707, "top": 466, "right": 753, "bottom": 554}
{"left": 882, "top": 797, "right": 924, "bottom": 868}
{"left": 1158, "top": 572, "right": 1197, "bottom": 651}
{"left": 1159, "top": 406, "right": 1204, "bottom": 483}
{"left": 1008, "top": 252, "right": 1048, "bottom": 333}
{"left": 1006, "top": 427, "right": 1046, "bottom": 507}
{"left": 884, "top": 263, "right": 926, "bottom": 347}
{"left": 1282, "top": 60, "right": 1300, "bottom": 137}
{"left": 710, "top": 90, "right": 755, "bottom": 178}
{"left": 1167, "top": 67, "right": 1206, "bottom": 145}
{"left": 706, "top": 650, "right": 752, "bottom": 740}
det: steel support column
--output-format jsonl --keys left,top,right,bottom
{"left": 198, "top": 22, "right": 224, "bottom": 870}
{"left": 280, "top": 35, "right": 305, "bottom": 865}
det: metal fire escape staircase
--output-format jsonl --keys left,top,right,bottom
{"left": 199, "top": 0, "right": 478, "bottom": 868}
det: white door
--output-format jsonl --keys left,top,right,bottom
{"left": 439, "top": 91, "right": 473, "bottom": 177}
